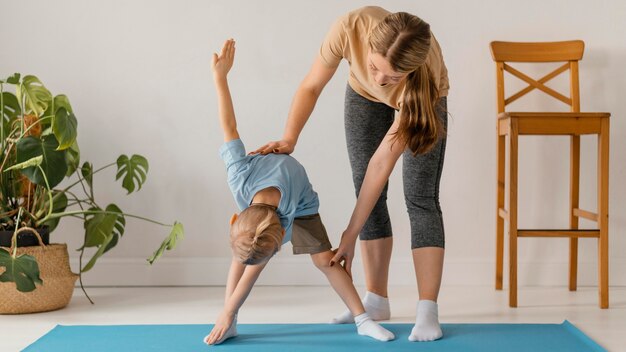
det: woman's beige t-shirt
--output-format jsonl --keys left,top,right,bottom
{"left": 319, "top": 6, "right": 449, "bottom": 110}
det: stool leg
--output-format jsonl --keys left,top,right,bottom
{"left": 598, "top": 119, "right": 609, "bottom": 309}
{"left": 569, "top": 135, "right": 580, "bottom": 291}
{"left": 496, "top": 134, "right": 505, "bottom": 290}
{"left": 507, "top": 120, "right": 519, "bottom": 308}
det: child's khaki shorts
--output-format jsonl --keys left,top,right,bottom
{"left": 291, "top": 213, "right": 333, "bottom": 255}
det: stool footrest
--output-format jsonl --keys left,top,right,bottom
{"left": 517, "top": 229, "right": 599, "bottom": 238}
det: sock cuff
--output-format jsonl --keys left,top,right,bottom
{"left": 354, "top": 312, "right": 371, "bottom": 326}
{"left": 364, "top": 291, "right": 389, "bottom": 305}
{"left": 417, "top": 300, "right": 438, "bottom": 313}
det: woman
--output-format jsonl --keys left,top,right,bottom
{"left": 253, "top": 6, "right": 449, "bottom": 342}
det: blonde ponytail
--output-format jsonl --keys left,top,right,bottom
{"left": 369, "top": 12, "right": 444, "bottom": 155}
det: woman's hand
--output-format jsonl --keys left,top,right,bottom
{"left": 212, "top": 39, "right": 235, "bottom": 80}
{"left": 204, "top": 310, "right": 236, "bottom": 345}
{"left": 329, "top": 230, "right": 358, "bottom": 278}
{"left": 249, "top": 139, "right": 295, "bottom": 155}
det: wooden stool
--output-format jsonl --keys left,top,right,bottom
{"left": 491, "top": 40, "right": 610, "bottom": 308}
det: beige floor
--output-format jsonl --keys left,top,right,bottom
{"left": 2, "top": 285, "right": 625, "bottom": 351}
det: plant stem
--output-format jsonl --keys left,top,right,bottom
{"left": 11, "top": 207, "right": 23, "bottom": 257}
{"left": 77, "top": 248, "right": 94, "bottom": 304}
{"left": 60, "top": 162, "right": 116, "bottom": 194}
{"left": 0, "top": 141, "right": 14, "bottom": 173}
{"left": 36, "top": 165, "right": 54, "bottom": 221}
{"left": 37, "top": 209, "right": 172, "bottom": 227}
{"left": 76, "top": 168, "right": 94, "bottom": 203}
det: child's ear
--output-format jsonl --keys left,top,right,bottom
{"left": 230, "top": 213, "right": 239, "bottom": 226}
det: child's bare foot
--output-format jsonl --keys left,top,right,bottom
{"left": 204, "top": 312, "right": 238, "bottom": 345}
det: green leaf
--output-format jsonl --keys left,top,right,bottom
{"left": 16, "top": 75, "right": 52, "bottom": 116}
{"left": 104, "top": 204, "right": 125, "bottom": 254}
{"left": 65, "top": 141, "right": 80, "bottom": 176}
{"left": 81, "top": 162, "right": 93, "bottom": 190}
{"left": 0, "top": 248, "right": 42, "bottom": 292}
{"left": 6, "top": 73, "right": 21, "bottom": 84}
{"left": 82, "top": 205, "right": 125, "bottom": 271}
{"left": 4, "top": 155, "right": 43, "bottom": 172}
{"left": 2, "top": 92, "right": 21, "bottom": 128}
{"left": 52, "top": 107, "right": 77, "bottom": 150}
{"left": 116, "top": 154, "right": 149, "bottom": 194}
{"left": 147, "top": 222, "right": 184, "bottom": 264}
{"left": 16, "top": 135, "right": 67, "bottom": 188}
{"left": 40, "top": 191, "right": 68, "bottom": 232}
{"left": 84, "top": 207, "right": 115, "bottom": 248}
{"left": 53, "top": 94, "right": 73, "bottom": 114}
{"left": 81, "top": 237, "right": 111, "bottom": 273}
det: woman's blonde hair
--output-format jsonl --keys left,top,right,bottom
{"left": 369, "top": 12, "right": 443, "bottom": 155}
{"left": 230, "top": 205, "right": 283, "bottom": 265}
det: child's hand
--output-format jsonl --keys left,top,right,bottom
{"left": 212, "top": 39, "right": 235, "bottom": 79}
{"left": 204, "top": 310, "right": 237, "bottom": 345}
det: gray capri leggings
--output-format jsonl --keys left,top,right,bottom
{"left": 344, "top": 84, "right": 447, "bottom": 249}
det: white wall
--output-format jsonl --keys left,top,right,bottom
{"left": 1, "top": 0, "right": 624, "bottom": 288}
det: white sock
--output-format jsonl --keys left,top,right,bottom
{"left": 205, "top": 315, "right": 238, "bottom": 345}
{"left": 354, "top": 313, "right": 395, "bottom": 341}
{"left": 408, "top": 300, "right": 442, "bottom": 342}
{"left": 330, "top": 291, "right": 391, "bottom": 324}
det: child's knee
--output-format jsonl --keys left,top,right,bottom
{"left": 310, "top": 251, "right": 333, "bottom": 271}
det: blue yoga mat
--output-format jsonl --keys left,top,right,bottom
{"left": 23, "top": 321, "right": 605, "bottom": 352}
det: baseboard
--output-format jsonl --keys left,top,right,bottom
{"left": 70, "top": 256, "right": 626, "bottom": 287}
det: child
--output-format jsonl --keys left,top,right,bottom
{"left": 204, "top": 39, "right": 395, "bottom": 345}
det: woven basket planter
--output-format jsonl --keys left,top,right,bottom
{"left": 0, "top": 229, "right": 78, "bottom": 314}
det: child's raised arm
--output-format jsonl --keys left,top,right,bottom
{"left": 212, "top": 39, "right": 240, "bottom": 142}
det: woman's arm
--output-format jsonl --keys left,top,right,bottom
{"left": 252, "top": 57, "right": 338, "bottom": 154}
{"left": 330, "top": 117, "right": 405, "bottom": 276}
{"left": 212, "top": 39, "right": 240, "bottom": 142}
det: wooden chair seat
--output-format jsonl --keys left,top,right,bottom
{"left": 498, "top": 112, "right": 610, "bottom": 135}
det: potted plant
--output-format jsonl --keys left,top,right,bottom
{"left": 0, "top": 73, "right": 183, "bottom": 313}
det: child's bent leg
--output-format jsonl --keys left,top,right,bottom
{"left": 310, "top": 251, "right": 395, "bottom": 341}
{"left": 310, "top": 250, "right": 365, "bottom": 316}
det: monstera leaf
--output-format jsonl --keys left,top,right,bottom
{"left": 16, "top": 75, "right": 52, "bottom": 116}
{"left": 4, "top": 73, "right": 21, "bottom": 84}
{"left": 16, "top": 135, "right": 67, "bottom": 188}
{"left": 1, "top": 92, "right": 21, "bottom": 130}
{"left": 52, "top": 107, "right": 77, "bottom": 151}
{"left": 81, "top": 204, "right": 125, "bottom": 272}
{"left": 0, "top": 249, "right": 42, "bottom": 292}
{"left": 147, "top": 222, "right": 184, "bottom": 264}
{"left": 116, "top": 154, "right": 149, "bottom": 194}
{"left": 51, "top": 95, "right": 77, "bottom": 151}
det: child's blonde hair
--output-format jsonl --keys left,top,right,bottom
{"left": 230, "top": 204, "right": 283, "bottom": 265}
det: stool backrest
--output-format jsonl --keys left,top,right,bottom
{"left": 490, "top": 40, "right": 585, "bottom": 114}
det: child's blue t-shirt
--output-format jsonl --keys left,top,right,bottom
{"left": 219, "top": 139, "right": 319, "bottom": 243}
